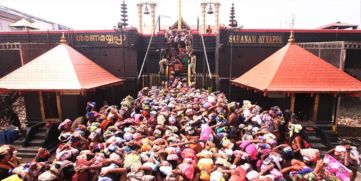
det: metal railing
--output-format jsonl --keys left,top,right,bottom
{"left": 138, "top": 16, "right": 160, "bottom": 81}
{"left": 138, "top": 73, "right": 219, "bottom": 90}
{"left": 200, "top": 34, "right": 212, "bottom": 80}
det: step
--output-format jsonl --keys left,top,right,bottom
{"left": 17, "top": 146, "right": 40, "bottom": 153}
{"left": 27, "top": 122, "right": 39, "bottom": 127}
{"left": 311, "top": 142, "right": 328, "bottom": 150}
{"left": 325, "top": 132, "right": 338, "bottom": 138}
{"left": 13, "top": 138, "right": 25, "bottom": 146}
{"left": 316, "top": 124, "right": 333, "bottom": 131}
{"left": 33, "top": 132, "right": 46, "bottom": 139}
{"left": 37, "top": 127, "right": 48, "bottom": 132}
{"left": 328, "top": 137, "right": 338, "bottom": 143}
{"left": 305, "top": 131, "right": 317, "bottom": 137}
{"left": 28, "top": 139, "right": 44, "bottom": 147}
{"left": 316, "top": 121, "right": 333, "bottom": 125}
{"left": 307, "top": 135, "right": 322, "bottom": 143}
{"left": 323, "top": 130, "right": 338, "bottom": 137}
{"left": 17, "top": 152, "right": 37, "bottom": 159}
{"left": 330, "top": 142, "right": 339, "bottom": 148}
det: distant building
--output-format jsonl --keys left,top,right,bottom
{"left": 317, "top": 22, "right": 358, "bottom": 30}
{"left": 0, "top": 5, "right": 71, "bottom": 31}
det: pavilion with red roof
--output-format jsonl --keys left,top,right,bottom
{"left": 231, "top": 32, "right": 361, "bottom": 123}
{"left": 0, "top": 34, "right": 123, "bottom": 122}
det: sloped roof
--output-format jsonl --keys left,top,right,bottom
{"left": 10, "top": 18, "right": 38, "bottom": 29}
{"left": 0, "top": 4, "right": 71, "bottom": 30}
{"left": 317, "top": 22, "right": 358, "bottom": 30}
{"left": 231, "top": 42, "right": 361, "bottom": 94}
{"left": 0, "top": 43, "right": 123, "bottom": 92}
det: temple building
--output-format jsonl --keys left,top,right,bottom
{"left": 0, "top": 4, "right": 71, "bottom": 31}
{"left": 0, "top": 0, "right": 361, "bottom": 158}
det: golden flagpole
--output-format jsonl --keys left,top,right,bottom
{"left": 178, "top": 0, "right": 182, "bottom": 31}
{"left": 188, "top": 60, "right": 191, "bottom": 86}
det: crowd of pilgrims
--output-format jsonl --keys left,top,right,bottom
{"left": 0, "top": 78, "right": 359, "bottom": 181}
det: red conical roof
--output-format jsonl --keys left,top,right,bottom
{"left": 231, "top": 43, "right": 361, "bottom": 94}
{"left": 0, "top": 43, "right": 123, "bottom": 92}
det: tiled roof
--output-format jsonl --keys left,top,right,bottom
{"left": 231, "top": 43, "right": 361, "bottom": 93}
{"left": 317, "top": 22, "right": 358, "bottom": 30}
{"left": 0, "top": 43, "right": 123, "bottom": 92}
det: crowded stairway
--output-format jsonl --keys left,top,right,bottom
{"left": 159, "top": 27, "right": 195, "bottom": 85}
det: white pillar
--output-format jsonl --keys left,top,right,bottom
{"left": 137, "top": 3, "right": 143, "bottom": 34}
{"left": 201, "top": 3, "right": 206, "bottom": 34}
{"left": 150, "top": 3, "right": 156, "bottom": 33}
{"left": 214, "top": 2, "right": 221, "bottom": 32}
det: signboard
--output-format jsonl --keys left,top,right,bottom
{"left": 75, "top": 34, "right": 126, "bottom": 45}
{"left": 229, "top": 34, "right": 283, "bottom": 44}
{"left": 220, "top": 30, "right": 287, "bottom": 47}
{"left": 73, "top": 33, "right": 126, "bottom": 47}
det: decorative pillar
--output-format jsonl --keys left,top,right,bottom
{"left": 332, "top": 94, "right": 340, "bottom": 132}
{"left": 150, "top": 3, "right": 156, "bottom": 33}
{"left": 137, "top": 3, "right": 143, "bottom": 34}
{"left": 214, "top": 2, "right": 221, "bottom": 32}
{"left": 39, "top": 92, "right": 45, "bottom": 120}
{"left": 312, "top": 94, "right": 320, "bottom": 122}
{"left": 56, "top": 92, "right": 62, "bottom": 121}
{"left": 201, "top": 3, "right": 206, "bottom": 34}
{"left": 290, "top": 93, "right": 295, "bottom": 113}
{"left": 178, "top": 0, "right": 182, "bottom": 31}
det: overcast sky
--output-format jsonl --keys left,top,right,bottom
{"left": 0, "top": 0, "right": 360, "bottom": 30}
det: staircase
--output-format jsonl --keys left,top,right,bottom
{"left": 315, "top": 123, "right": 339, "bottom": 147}
{"left": 303, "top": 122, "right": 338, "bottom": 155}
{"left": 13, "top": 121, "right": 60, "bottom": 161}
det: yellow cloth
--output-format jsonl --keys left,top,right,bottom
{"left": 124, "top": 153, "right": 141, "bottom": 169}
{"left": 3, "top": 174, "right": 23, "bottom": 181}
{"left": 200, "top": 170, "right": 210, "bottom": 181}
{"left": 197, "top": 158, "right": 213, "bottom": 171}
{"left": 0, "top": 145, "right": 9, "bottom": 155}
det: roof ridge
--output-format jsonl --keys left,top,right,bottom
{"left": 64, "top": 44, "right": 121, "bottom": 89}
{"left": 263, "top": 44, "right": 291, "bottom": 92}
{"left": 62, "top": 44, "right": 83, "bottom": 89}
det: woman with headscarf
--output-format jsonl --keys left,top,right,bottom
{"left": 288, "top": 123, "right": 310, "bottom": 160}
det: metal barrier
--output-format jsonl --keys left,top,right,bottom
{"left": 139, "top": 73, "right": 163, "bottom": 88}
{"left": 138, "top": 73, "right": 219, "bottom": 91}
